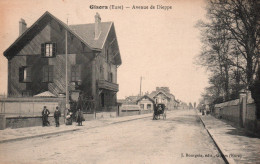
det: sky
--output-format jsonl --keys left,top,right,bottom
{"left": 0, "top": 0, "right": 209, "bottom": 104}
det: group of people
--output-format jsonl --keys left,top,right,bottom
{"left": 42, "top": 106, "right": 84, "bottom": 127}
{"left": 201, "top": 105, "right": 210, "bottom": 115}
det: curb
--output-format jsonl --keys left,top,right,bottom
{"left": 110, "top": 115, "right": 151, "bottom": 124}
{"left": 197, "top": 113, "right": 236, "bottom": 164}
{"left": 0, "top": 114, "right": 152, "bottom": 144}
{"left": 0, "top": 128, "right": 81, "bottom": 144}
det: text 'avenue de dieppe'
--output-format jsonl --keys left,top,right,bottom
{"left": 89, "top": 5, "right": 173, "bottom": 10}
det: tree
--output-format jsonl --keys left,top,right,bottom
{"left": 196, "top": 0, "right": 259, "bottom": 103}
{"left": 196, "top": 17, "right": 234, "bottom": 101}
{"left": 208, "top": 0, "right": 259, "bottom": 87}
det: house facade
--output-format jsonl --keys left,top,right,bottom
{"left": 148, "top": 87, "right": 178, "bottom": 109}
{"left": 136, "top": 95, "right": 155, "bottom": 110}
{"left": 121, "top": 87, "right": 178, "bottom": 110}
{"left": 4, "top": 12, "right": 122, "bottom": 112}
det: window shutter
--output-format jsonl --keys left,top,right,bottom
{"left": 19, "top": 67, "right": 24, "bottom": 82}
{"left": 41, "top": 43, "right": 45, "bottom": 57}
{"left": 49, "top": 65, "right": 54, "bottom": 82}
{"left": 52, "top": 43, "right": 56, "bottom": 56}
{"left": 42, "top": 66, "right": 46, "bottom": 82}
{"left": 77, "top": 65, "right": 82, "bottom": 81}
{"left": 26, "top": 67, "right": 32, "bottom": 82}
{"left": 71, "top": 65, "right": 76, "bottom": 82}
{"left": 110, "top": 72, "right": 113, "bottom": 83}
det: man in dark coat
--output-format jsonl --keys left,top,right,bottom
{"left": 42, "top": 106, "right": 50, "bottom": 126}
{"left": 54, "top": 106, "right": 61, "bottom": 127}
{"left": 76, "top": 108, "right": 84, "bottom": 126}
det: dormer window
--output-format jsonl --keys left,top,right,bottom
{"left": 41, "top": 43, "right": 56, "bottom": 57}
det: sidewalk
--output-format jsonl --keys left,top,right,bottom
{"left": 197, "top": 111, "right": 260, "bottom": 164}
{"left": 0, "top": 113, "right": 152, "bottom": 143}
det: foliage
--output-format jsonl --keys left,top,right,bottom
{"left": 196, "top": 0, "right": 259, "bottom": 105}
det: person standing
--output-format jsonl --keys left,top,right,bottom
{"left": 65, "top": 109, "right": 73, "bottom": 125}
{"left": 76, "top": 108, "right": 84, "bottom": 126}
{"left": 42, "top": 106, "right": 50, "bottom": 126}
{"left": 54, "top": 106, "right": 61, "bottom": 127}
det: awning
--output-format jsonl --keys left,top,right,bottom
{"left": 33, "top": 91, "right": 57, "bottom": 98}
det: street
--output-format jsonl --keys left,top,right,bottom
{"left": 0, "top": 109, "right": 225, "bottom": 164}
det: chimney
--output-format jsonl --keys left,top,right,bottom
{"left": 19, "top": 18, "right": 27, "bottom": 36}
{"left": 94, "top": 13, "right": 101, "bottom": 40}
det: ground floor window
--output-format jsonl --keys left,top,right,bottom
{"left": 147, "top": 104, "right": 152, "bottom": 110}
{"left": 140, "top": 104, "right": 144, "bottom": 109}
{"left": 22, "top": 90, "right": 32, "bottom": 97}
{"left": 42, "top": 65, "right": 54, "bottom": 82}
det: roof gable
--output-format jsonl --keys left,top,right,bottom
{"left": 136, "top": 95, "right": 155, "bottom": 104}
{"left": 70, "top": 22, "right": 122, "bottom": 65}
{"left": 69, "top": 22, "right": 112, "bottom": 49}
{"left": 4, "top": 11, "right": 100, "bottom": 59}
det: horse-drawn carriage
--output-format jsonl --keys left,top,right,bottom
{"left": 153, "top": 103, "right": 166, "bottom": 120}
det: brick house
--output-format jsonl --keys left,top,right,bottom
{"left": 3, "top": 11, "right": 122, "bottom": 112}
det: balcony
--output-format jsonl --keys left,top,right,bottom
{"left": 97, "top": 80, "right": 119, "bottom": 92}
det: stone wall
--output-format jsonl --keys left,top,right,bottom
{"left": 213, "top": 93, "right": 259, "bottom": 133}
{"left": 5, "top": 115, "right": 65, "bottom": 129}
{"left": 0, "top": 97, "right": 66, "bottom": 117}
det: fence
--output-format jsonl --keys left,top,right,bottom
{"left": 0, "top": 97, "right": 152, "bottom": 129}
{"left": 118, "top": 104, "right": 153, "bottom": 117}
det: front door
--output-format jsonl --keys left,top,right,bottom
{"left": 101, "top": 93, "right": 105, "bottom": 107}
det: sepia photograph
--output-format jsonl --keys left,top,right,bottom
{"left": 0, "top": 0, "right": 259, "bottom": 163}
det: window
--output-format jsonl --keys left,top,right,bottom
{"left": 105, "top": 46, "right": 110, "bottom": 63}
{"left": 19, "top": 66, "right": 32, "bottom": 82}
{"left": 42, "top": 65, "right": 54, "bottom": 82}
{"left": 108, "top": 72, "right": 113, "bottom": 83}
{"left": 106, "top": 48, "right": 109, "bottom": 63}
{"left": 100, "top": 66, "right": 104, "bottom": 79}
{"left": 41, "top": 43, "right": 56, "bottom": 57}
{"left": 22, "top": 90, "right": 32, "bottom": 97}
{"left": 71, "top": 65, "right": 81, "bottom": 82}
{"left": 147, "top": 104, "right": 152, "bottom": 110}
{"left": 140, "top": 104, "right": 144, "bottom": 109}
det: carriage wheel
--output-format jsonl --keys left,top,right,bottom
{"left": 163, "top": 113, "right": 166, "bottom": 120}
{"left": 153, "top": 114, "right": 158, "bottom": 120}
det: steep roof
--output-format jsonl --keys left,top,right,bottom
{"left": 4, "top": 11, "right": 122, "bottom": 65}
{"left": 125, "top": 96, "right": 141, "bottom": 102}
{"left": 4, "top": 11, "right": 100, "bottom": 59}
{"left": 136, "top": 95, "right": 155, "bottom": 104}
{"left": 69, "top": 22, "right": 112, "bottom": 49}
{"left": 149, "top": 91, "right": 172, "bottom": 99}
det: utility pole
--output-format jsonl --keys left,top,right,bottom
{"left": 65, "top": 17, "right": 69, "bottom": 121}
{"left": 139, "top": 76, "right": 143, "bottom": 96}
{"left": 65, "top": 29, "right": 68, "bottom": 108}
